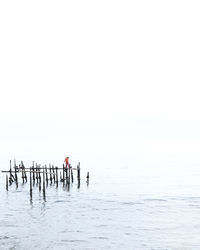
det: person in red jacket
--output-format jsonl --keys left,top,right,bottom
{"left": 64, "top": 157, "right": 69, "bottom": 168}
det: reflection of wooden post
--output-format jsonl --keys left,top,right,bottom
{"left": 6, "top": 175, "right": 8, "bottom": 191}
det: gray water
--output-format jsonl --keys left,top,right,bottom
{"left": 1, "top": 164, "right": 200, "bottom": 250}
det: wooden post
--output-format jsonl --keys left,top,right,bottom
{"left": 68, "top": 165, "right": 71, "bottom": 184}
{"left": 14, "top": 165, "right": 18, "bottom": 188}
{"left": 60, "top": 171, "right": 62, "bottom": 182}
{"left": 45, "top": 165, "right": 48, "bottom": 185}
{"left": 86, "top": 172, "right": 89, "bottom": 185}
{"left": 21, "top": 161, "right": 24, "bottom": 184}
{"left": 52, "top": 165, "right": 55, "bottom": 183}
{"left": 49, "top": 164, "right": 52, "bottom": 184}
{"left": 9, "top": 160, "right": 12, "bottom": 184}
{"left": 30, "top": 167, "right": 32, "bottom": 194}
{"left": 66, "top": 167, "right": 69, "bottom": 185}
{"left": 71, "top": 167, "right": 74, "bottom": 183}
{"left": 36, "top": 163, "right": 38, "bottom": 184}
{"left": 38, "top": 165, "right": 41, "bottom": 183}
{"left": 56, "top": 167, "right": 58, "bottom": 187}
{"left": 62, "top": 164, "right": 65, "bottom": 186}
{"left": 43, "top": 167, "right": 46, "bottom": 199}
{"left": 77, "top": 163, "right": 81, "bottom": 181}
{"left": 6, "top": 175, "right": 8, "bottom": 191}
{"left": 39, "top": 167, "right": 41, "bottom": 192}
{"left": 22, "top": 161, "right": 27, "bottom": 182}
{"left": 32, "top": 161, "right": 35, "bottom": 183}
{"left": 77, "top": 163, "right": 80, "bottom": 188}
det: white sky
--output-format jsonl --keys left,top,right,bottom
{"left": 0, "top": 1, "right": 200, "bottom": 169}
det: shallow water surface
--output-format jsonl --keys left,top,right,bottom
{"left": 0, "top": 165, "right": 200, "bottom": 249}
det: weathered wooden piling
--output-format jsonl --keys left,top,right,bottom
{"left": 86, "top": 172, "right": 89, "bottom": 184}
{"left": 35, "top": 163, "right": 38, "bottom": 184}
{"left": 45, "top": 165, "right": 48, "bottom": 185}
{"left": 6, "top": 175, "right": 8, "bottom": 191}
{"left": 77, "top": 163, "right": 81, "bottom": 188}
{"left": 32, "top": 161, "right": 35, "bottom": 183}
{"left": 21, "top": 164, "right": 25, "bottom": 184}
{"left": 56, "top": 167, "right": 58, "bottom": 187}
{"left": 62, "top": 164, "right": 65, "bottom": 185}
{"left": 38, "top": 165, "right": 41, "bottom": 183}
{"left": 39, "top": 167, "right": 41, "bottom": 192}
{"left": 71, "top": 167, "right": 74, "bottom": 183}
{"left": 43, "top": 167, "right": 46, "bottom": 198}
{"left": 22, "top": 161, "right": 27, "bottom": 182}
{"left": 68, "top": 165, "right": 71, "bottom": 184}
{"left": 9, "top": 160, "right": 13, "bottom": 184}
{"left": 30, "top": 167, "right": 32, "bottom": 194}
{"left": 49, "top": 164, "right": 52, "bottom": 184}
{"left": 52, "top": 165, "right": 55, "bottom": 183}
{"left": 66, "top": 167, "right": 69, "bottom": 185}
{"left": 14, "top": 165, "right": 18, "bottom": 188}
{"left": 77, "top": 163, "right": 81, "bottom": 181}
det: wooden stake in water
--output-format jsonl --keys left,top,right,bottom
{"left": 6, "top": 175, "right": 8, "bottom": 191}
{"left": 43, "top": 167, "right": 46, "bottom": 199}
{"left": 62, "top": 164, "right": 65, "bottom": 186}
{"left": 32, "top": 161, "right": 35, "bottom": 183}
{"left": 45, "top": 165, "right": 48, "bottom": 185}
{"left": 56, "top": 167, "right": 58, "bottom": 187}
{"left": 77, "top": 163, "right": 81, "bottom": 188}
{"left": 50, "top": 164, "right": 52, "bottom": 184}
{"left": 77, "top": 163, "right": 81, "bottom": 181}
{"left": 39, "top": 167, "right": 41, "bottom": 192}
{"left": 38, "top": 165, "right": 41, "bottom": 183}
{"left": 14, "top": 164, "right": 18, "bottom": 188}
{"left": 66, "top": 167, "right": 69, "bottom": 185}
{"left": 30, "top": 167, "right": 32, "bottom": 194}
{"left": 71, "top": 167, "right": 74, "bottom": 183}
{"left": 86, "top": 172, "right": 89, "bottom": 185}
{"left": 9, "top": 160, "right": 12, "bottom": 185}
{"left": 52, "top": 165, "right": 55, "bottom": 183}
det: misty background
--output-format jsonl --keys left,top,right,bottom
{"left": 0, "top": 1, "right": 200, "bottom": 172}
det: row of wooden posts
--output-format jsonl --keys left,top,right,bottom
{"left": 2, "top": 160, "right": 90, "bottom": 199}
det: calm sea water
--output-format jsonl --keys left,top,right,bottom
{"left": 1, "top": 163, "right": 200, "bottom": 250}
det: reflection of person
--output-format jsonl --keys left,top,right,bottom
{"left": 64, "top": 157, "right": 69, "bottom": 168}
